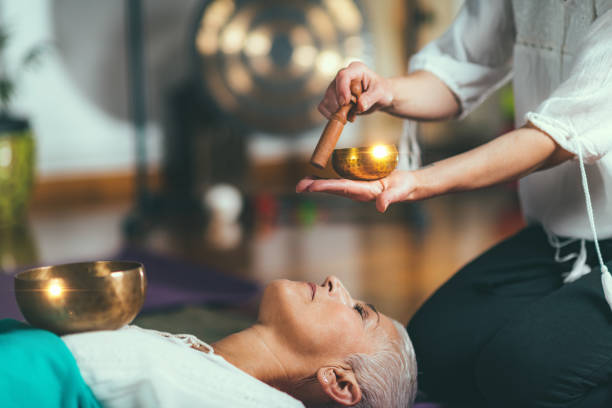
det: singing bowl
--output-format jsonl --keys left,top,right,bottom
{"left": 14, "top": 261, "right": 147, "bottom": 335}
{"left": 332, "top": 145, "right": 399, "bottom": 181}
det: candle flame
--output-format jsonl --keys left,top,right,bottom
{"left": 371, "top": 145, "right": 388, "bottom": 159}
{"left": 48, "top": 283, "right": 63, "bottom": 298}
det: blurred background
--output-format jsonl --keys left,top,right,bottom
{"left": 0, "top": 0, "right": 522, "bottom": 339}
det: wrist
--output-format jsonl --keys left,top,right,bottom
{"left": 411, "top": 164, "right": 446, "bottom": 200}
{"left": 379, "top": 77, "right": 395, "bottom": 111}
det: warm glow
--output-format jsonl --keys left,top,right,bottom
{"left": 315, "top": 50, "right": 341, "bottom": 77}
{"left": 197, "top": 0, "right": 235, "bottom": 55}
{"left": 48, "top": 283, "right": 63, "bottom": 298}
{"left": 227, "top": 62, "right": 253, "bottom": 93}
{"left": 324, "top": 0, "right": 362, "bottom": 33}
{"left": 371, "top": 145, "right": 389, "bottom": 159}
{"left": 196, "top": 29, "right": 218, "bottom": 55}
{"left": 293, "top": 45, "right": 317, "bottom": 68}
{"left": 203, "top": 0, "right": 235, "bottom": 28}
{"left": 244, "top": 30, "right": 271, "bottom": 57}
{"left": 290, "top": 26, "right": 311, "bottom": 45}
{"left": 221, "top": 23, "right": 245, "bottom": 54}
{"left": 344, "top": 36, "right": 363, "bottom": 56}
{"left": 307, "top": 7, "right": 335, "bottom": 41}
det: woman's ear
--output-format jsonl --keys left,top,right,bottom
{"left": 316, "top": 366, "right": 362, "bottom": 406}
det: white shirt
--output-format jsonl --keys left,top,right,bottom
{"left": 408, "top": 0, "right": 612, "bottom": 240}
{"left": 62, "top": 326, "right": 304, "bottom": 408}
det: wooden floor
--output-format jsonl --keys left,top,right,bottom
{"left": 2, "top": 185, "right": 524, "bottom": 327}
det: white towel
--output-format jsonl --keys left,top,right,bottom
{"left": 62, "top": 326, "right": 304, "bottom": 408}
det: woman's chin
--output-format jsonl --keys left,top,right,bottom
{"left": 258, "top": 280, "right": 314, "bottom": 341}
{"left": 258, "top": 280, "right": 297, "bottom": 322}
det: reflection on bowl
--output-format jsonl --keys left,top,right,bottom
{"left": 332, "top": 144, "right": 398, "bottom": 180}
{"left": 14, "top": 261, "right": 146, "bottom": 335}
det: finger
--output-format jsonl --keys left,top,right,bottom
{"left": 335, "top": 68, "right": 357, "bottom": 107}
{"left": 327, "top": 81, "right": 341, "bottom": 113}
{"left": 296, "top": 177, "right": 317, "bottom": 193}
{"left": 375, "top": 187, "right": 403, "bottom": 213}
{"left": 356, "top": 92, "right": 373, "bottom": 113}
{"left": 319, "top": 83, "right": 340, "bottom": 117}
{"left": 307, "top": 179, "right": 381, "bottom": 201}
{"left": 357, "top": 81, "right": 387, "bottom": 113}
{"left": 318, "top": 103, "right": 332, "bottom": 120}
{"left": 347, "top": 105, "right": 357, "bottom": 122}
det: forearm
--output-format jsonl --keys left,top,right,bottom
{"left": 383, "top": 70, "right": 461, "bottom": 121}
{"left": 409, "top": 125, "right": 573, "bottom": 200}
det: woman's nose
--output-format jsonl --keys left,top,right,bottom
{"left": 322, "top": 275, "right": 339, "bottom": 293}
{"left": 322, "top": 276, "right": 350, "bottom": 303}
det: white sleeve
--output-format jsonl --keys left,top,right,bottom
{"left": 525, "top": 9, "right": 612, "bottom": 164}
{"left": 409, "top": 0, "right": 515, "bottom": 119}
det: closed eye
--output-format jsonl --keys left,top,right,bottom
{"left": 354, "top": 303, "right": 366, "bottom": 320}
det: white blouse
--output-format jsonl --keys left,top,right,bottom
{"left": 407, "top": 0, "right": 612, "bottom": 242}
{"left": 62, "top": 326, "right": 304, "bottom": 408}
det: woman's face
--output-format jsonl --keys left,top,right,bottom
{"left": 258, "top": 276, "right": 399, "bottom": 362}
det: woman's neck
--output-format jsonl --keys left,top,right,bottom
{"left": 212, "top": 325, "right": 331, "bottom": 406}
{"left": 211, "top": 324, "right": 293, "bottom": 389}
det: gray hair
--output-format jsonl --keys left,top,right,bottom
{"left": 345, "top": 319, "right": 417, "bottom": 408}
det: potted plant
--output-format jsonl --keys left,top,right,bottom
{"left": 0, "top": 27, "right": 46, "bottom": 226}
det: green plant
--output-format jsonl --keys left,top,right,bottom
{"left": 0, "top": 26, "right": 48, "bottom": 115}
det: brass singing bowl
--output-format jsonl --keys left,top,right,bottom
{"left": 14, "top": 261, "right": 147, "bottom": 335}
{"left": 332, "top": 144, "right": 399, "bottom": 181}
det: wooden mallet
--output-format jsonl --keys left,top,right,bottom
{"left": 310, "top": 79, "right": 363, "bottom": 169}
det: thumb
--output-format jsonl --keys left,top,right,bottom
{"left": 296, "top": 177, "right": 316, "bottom": 193}
{"left": 356, "top": 93, "right": 372, "bottom": 113}
{"left": 376, "top": 188, "right": 403, "bottom": 213}
{"left": 357, "top": 84, "right": 386, "bottom": 113}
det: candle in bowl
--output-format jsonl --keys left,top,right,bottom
{"left": 331, "top": 144, "right": 398, "bottom": 181}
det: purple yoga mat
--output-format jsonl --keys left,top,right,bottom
{"left": 0, "top": 248, "right": 260, "bottom": 321}
{"left": 0, "top": 272, "right": 20, "bottom": 320}
{"left": 116, "top": 248, "right": 260, "bottom": 310}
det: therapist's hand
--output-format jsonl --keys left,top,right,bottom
{"left": 296, "top": 170, "right": 420, "bottom": 213}
{"left": 319, "top": 61, "right": 393, "bottom": 121}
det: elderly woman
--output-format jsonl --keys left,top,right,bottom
{"left": 61, "top": 276, "right": 417, "bottom": 408}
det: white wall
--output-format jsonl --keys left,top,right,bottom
{"left": 2, "top": 0, "right": 162, "bottom": 178}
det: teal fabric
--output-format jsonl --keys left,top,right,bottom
{"left": 0, "top": 319, "right": 101, "bottom": 408}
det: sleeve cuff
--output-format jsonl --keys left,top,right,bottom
{"left": 409, "top": 54, "right": 513, "bottom": 121}
{"left": 526, "top": 112, "right": 603, "bottom": 164}
{"left": 409, "top": 55, "right": 467, "bottom": 119}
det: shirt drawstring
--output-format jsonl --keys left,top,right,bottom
{"left": 398, "top": 120, "right": 421, "bottom": 171}
{"left": 574, "top": 141, "right": 612, "bottom": 310}
{"left": 547, "top": 232, "right": 592, "bottom": 283}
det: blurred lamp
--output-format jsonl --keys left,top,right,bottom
{"left": 193, "top": 0, "right": 369, "bottom": 134}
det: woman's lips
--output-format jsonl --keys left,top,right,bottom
{"left": 308, "top": 282, "right": 316, "bottom": 300}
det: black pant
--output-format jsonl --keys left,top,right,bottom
{"left": 407, "top": 225, "right": 612, "bottom": 408}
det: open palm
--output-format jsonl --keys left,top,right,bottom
{"left": 296, "top": 170, "right": 418, "bottom": 213}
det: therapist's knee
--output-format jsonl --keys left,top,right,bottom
{"left": 475, "top": 323, "right": 568, "bottom": 408}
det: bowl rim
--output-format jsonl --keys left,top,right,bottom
{"left": 332, "top": 144, "right": 398, "bottom": 154}
{"left": 14, "top": 260, "right": 144, "bottom": 282}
